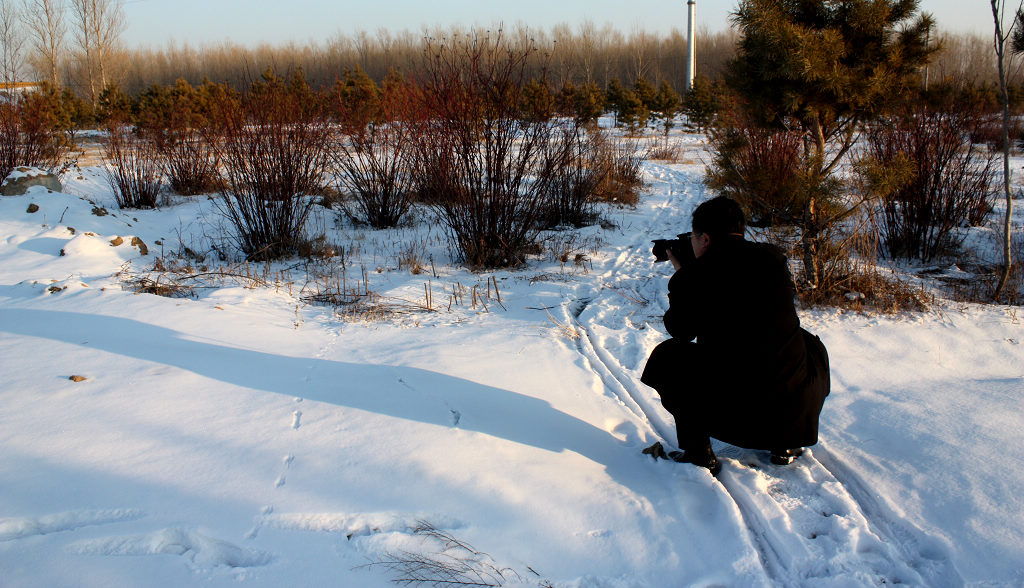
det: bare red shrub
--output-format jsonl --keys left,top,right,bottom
{"left": 704, "top": 113, "right": 806, "bottom": 227}
{"left": 0, "top": 90, "right": 69, "bottom": 179}
{"left": 861, "top": 105, "right": 997, "bottom": 262}
{"left": 207, "top": 72, "right": 332, "bottom": 261}
{"left": 413, "top": 32, "right": 567, "bottom": 268}
{"left": 331, "top": 73, "right": 418, "bottom": 228}
{"left": 103, "top": 123, "right": 164, "bottom": 209}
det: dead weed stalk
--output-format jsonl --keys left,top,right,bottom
{"left": 359, "top": 521, "right": 533, "bottom": 587}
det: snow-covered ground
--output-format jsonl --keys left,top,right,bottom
{"left": 1, "top": 137, "right": 1022, "bottom": 587}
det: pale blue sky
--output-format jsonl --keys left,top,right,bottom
{"left": 120, "top": 1, "right": 993, "bottom": 48}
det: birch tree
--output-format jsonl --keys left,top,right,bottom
{"left": 991, "top": 0, "right": 1023, "bottom": 301}
{"left": 70, "top": 0, "right": 124, "bottom": 105}
{"left": 0, "top": 0, "right": 25, "bottom": 88}
{"left": 23, "top": 0, "right": 65, "bottom": 89}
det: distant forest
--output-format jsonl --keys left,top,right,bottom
{"left": 26, "top": 21, "right": 1024, "bottom": 99}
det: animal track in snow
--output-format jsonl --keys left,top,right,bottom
{"left": 291, "top": 410, "right": 302, "bottom": 429}
{"left": 273, "top": 456, "right": 295, "bottom": 490}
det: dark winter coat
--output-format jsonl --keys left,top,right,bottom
{"left": 641, "top": 235, "right": 829, "bottom": 450}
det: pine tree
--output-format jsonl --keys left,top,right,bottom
{"left": 334, "top": 66, "right": 380, "bottom": 135}
{"left": 682, "top": 74, "right": 721, "bottom": 133}
{"left": 605, "top": 78, "right": 626, "bottom": 125}
{"left": 652, "top": 80, "right": 681, "bottom": 136}
{"left": 96, "top": 83, "right": 133, "bottom": 125}
{"left": 632, "top": 77, "right": 657, "bottom": 112}
{"left": 607, "top": 79, "right": 647, "bottom": 134}
{"left": 556, "top": 81, "right": 579, "bottom": 117}
{"left": 59, "top": 86, "right": 92, "bottom": 137}
{"left": 574, "top": 81, "right": 606, "bottom": 126}
{"left": 619, "top": 90, "right": 648, "bottom": 134}
{"left": 521, "top": 78, "right": 555, "bottom": 122}
{"left": 725, "top": 0, "right": 935, "bottom": 287}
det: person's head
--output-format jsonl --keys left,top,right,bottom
{"left": 690, "top": 196, "right": 745, "bottom": 258}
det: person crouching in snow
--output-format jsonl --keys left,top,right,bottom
{"left": 640, "top": 196, "right": 830, "bottom": 476}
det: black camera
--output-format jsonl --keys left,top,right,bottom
{"left": 651, "top": 233, "right": 694, "bottom": 263}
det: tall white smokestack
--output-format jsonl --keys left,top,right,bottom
{"left": 686, "top": 0, "right": 696, "bottom": 92}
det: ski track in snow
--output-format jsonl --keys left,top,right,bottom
{"left": 69, "top": 528, "right": 274, "bottom": 569}
{"left": 0, "top": 510, "right": 268, "bottom": 573}
{"left": 0, "top": 509, "right": 143, "bottom": 542}
{"left": 568, "top": 162, "right": 964, "bottom": 586}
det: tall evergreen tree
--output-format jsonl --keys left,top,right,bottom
{"left": 726, "top": 0, "right": 935, "bottom": 287}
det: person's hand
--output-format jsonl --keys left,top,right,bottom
{"left": 666, "top": 249, "right": 683, "bottom": 271}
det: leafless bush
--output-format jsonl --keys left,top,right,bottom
{"left": 643, "top": 135, "right": 682, "bottom": 162}
{"left": 300, "top": 265, "right": 376, "bottom": 307}
{"left": 539, "top": 122, "right": 606, "bottom": 228}
{"left": 705, "top": 117, "right": 806, "bottom": 227}
{"left": 859, "top": 106, "right": 997, "bottom": 262}
{"left": 805, "top": 262, "right": 933, "bottom": 313}
{"left": 538, "top": 125, "right": 643, "bottom": 227}
{"left": 0, "top": 91, "right": 69, "bottom": 179}
{"left": 160, "top": 128, "right": 221, "bottom": 196}
{"left": 208, "top": 72, "right": 332, "bottom": 261}
{"left": 123, "top": 273, "right": 196, "bottom": 298}
{"left": 103, "top": 124, "right": 163, "bottom": 209}
{"left": 544, "top": 230, "right": 603, "bottom": 272}
{"left": 968, "top": 114, "right": 1017, "bottom": 152}
{"left": 414, "top": 32, "right": 565, "bottom": 269}
{"left": 593, "top": 135, "right": 643, "bottom": 206}
{"left": 756, "top": 223, "right": 932, "bottom": 312}
{"left": 332, "top": 78, "right": 418, "bottom": 228}
{"left": 937, "top": 232, "right": 1024, "bottom": 305}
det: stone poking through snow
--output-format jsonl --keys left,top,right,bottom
{"left": 1, "top": 167, "right": 62, "bottom": 196}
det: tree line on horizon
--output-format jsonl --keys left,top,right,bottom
{"left": 1, "top": 0, "right": 1023, "bottom": 112}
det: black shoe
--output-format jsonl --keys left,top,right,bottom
{"left": 641, "top": 441, "right": 669, "bottom": 460}
{"left": 770, "top": 448, "right": 804, "bottom": 465}
{"left": 668, "top": 446, "right": 721, "bottom": 477}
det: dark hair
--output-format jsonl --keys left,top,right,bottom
{"left": 691, "top": 196, "right": 745, "bottom": 237}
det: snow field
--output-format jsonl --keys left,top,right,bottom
{"left": 0, "top": 142, "right": 1022, "bottom": 586}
